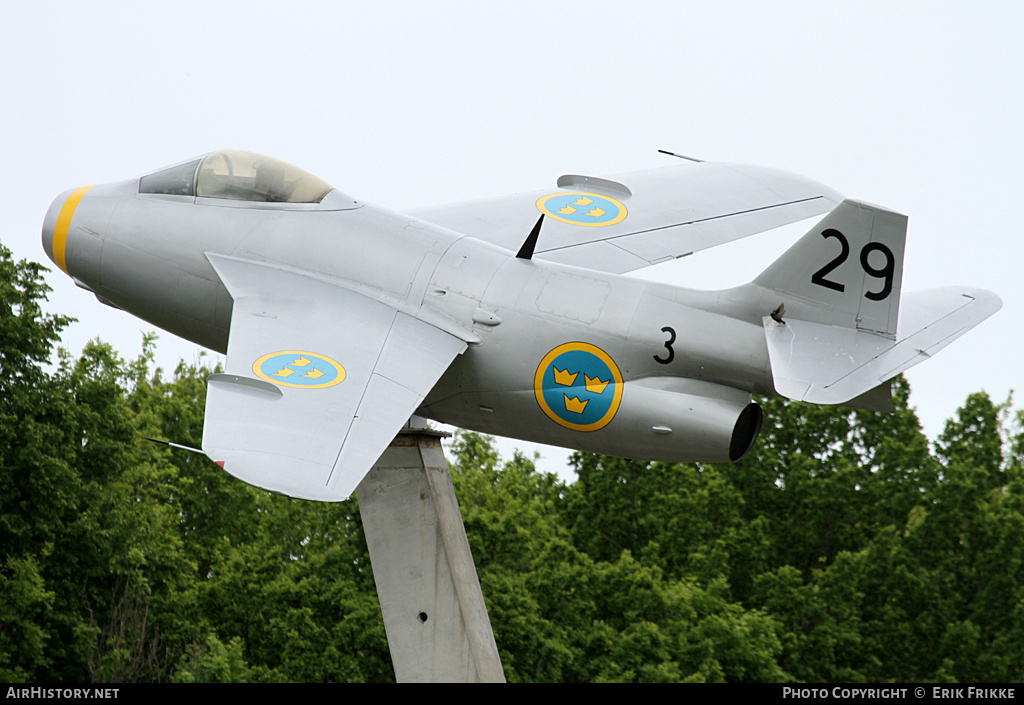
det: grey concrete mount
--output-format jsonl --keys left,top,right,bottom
{"left": 356, "top": 427, "right": 505, "bottom": 683}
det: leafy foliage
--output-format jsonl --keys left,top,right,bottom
{"left": 2, "top": 242, "right": 1022, "bottom": 682}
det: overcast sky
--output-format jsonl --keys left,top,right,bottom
{"left": 2, "top": 2, "right": 1020, "bottom": 480}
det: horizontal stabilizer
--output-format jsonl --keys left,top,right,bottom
{"left": 765, "top": 286, "right": 1001, "bottom": 405}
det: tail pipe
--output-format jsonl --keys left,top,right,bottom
{"left": 587, "top": 379, "right": 765, "bottom": 464}
{"left": 729, "top": 402, "right": 763, "bottom": 461}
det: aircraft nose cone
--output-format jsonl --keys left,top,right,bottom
{"left": 41, "top": 186, "right": 93, "bottom": 274}
{"left": 41, "top": 190, "right": 70, "bottom": 265}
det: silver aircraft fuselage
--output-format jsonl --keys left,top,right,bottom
{"left": 43, "top": 176, "right": 770, "bottom": 464}
{"left": 42, "top": 150, "right": 998, "bottom": 500}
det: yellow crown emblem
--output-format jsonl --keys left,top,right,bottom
{"left": 564, "top": 395, "right": 589, "bottom": 414}
{"left": 584, "top": 374, "right": 609, "bottom": 395}
{"left": 553, "top": 367, "right": 578, "bottom": 386}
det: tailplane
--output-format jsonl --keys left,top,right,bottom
{"left": 750, "top": 200, "right": 1000, "bottom": 406}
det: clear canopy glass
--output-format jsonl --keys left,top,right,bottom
{"left": 139, "top": 150, "right": 335, "bottom": 204}
{"left": 196, "top": 150, "right": 334, "bottom": 203}
{"left": 139, "top": 158, "right": 201, "bottom": 196}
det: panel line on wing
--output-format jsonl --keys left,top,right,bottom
{"left": 324, "top": 307, "right": 400, "bottom": 488}
{"left": 534, "top": 196, "right": 827, "bottom": 254}
{"left": 821, "top": 294, "right": 976, "bottom": 391}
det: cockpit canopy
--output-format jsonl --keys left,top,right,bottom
{"left": 139, "top": 149, "right": 335, "bottom": 204}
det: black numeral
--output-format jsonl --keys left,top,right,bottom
{"left": 810, "top": 230, "right": 896, "bottom": 301}
{"left": 654, "top": 326, "right": 675, "bottom": 364}
{"left": 810, "top": 228, "right": 849, "bottom": 293}
{"left": 860, "top": 242, "right": 895, "bottom": 300}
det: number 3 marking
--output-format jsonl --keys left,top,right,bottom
{"left": 810, "top": 229, "right": 895, "bottom": 300}
{"left": 654, "top": 326, "right": 675, "bottom": 364}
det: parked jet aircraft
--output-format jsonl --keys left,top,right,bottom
{"left": 42, "top": 150, "right": 1000, "bottom": 500}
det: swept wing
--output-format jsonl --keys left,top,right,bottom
{"left": 409, "top": 161, "right": 842, "bottom": 274}
{"left": 202, "top": 254, "right": 467, "bottom": 501}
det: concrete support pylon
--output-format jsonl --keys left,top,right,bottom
{"left": 355, "top": 421, "right": 505, "bottom": 683}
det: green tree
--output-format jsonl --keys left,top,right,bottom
{"left": 0, "top": 246, "right": 189, "bottom": 681}
{"left": 749, "top": 392, "right": 1024, "bottom": 682}
{"left": 449, "top": 432, "right": 787, "bottom": 682}
{"left": 7, "top": 241, "right": 1024, "bottom": 682}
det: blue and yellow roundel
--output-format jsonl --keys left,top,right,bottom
{"left": 534, "top": 342, "right": 623, "bottom": 432}
{"left": 536, "top": 192, "right": 627, "bottom": 227}
{"left": 253, "top": 350, "right": 346, "bottom": 389}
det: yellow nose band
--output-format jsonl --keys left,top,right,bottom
{"left": 53, "top": 185, "right": 94, "bottom": 274}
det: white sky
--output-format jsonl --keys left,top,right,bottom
{"left": 2, "top": 2, "right": 1020, "bottom": 481}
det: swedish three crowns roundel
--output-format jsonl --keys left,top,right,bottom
{"left": 253, "top": 351, "right": 346, "bottom": 389}
{"left": 534, "top": 342, "right": 623, "bottom": 432}
{"left": 536, "top": 192, "right": 627, "bottom": 227}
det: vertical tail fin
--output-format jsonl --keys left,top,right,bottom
{"left": 750, "top": 200, "right": 1000, "bottom": 406}
{"left": 754, "top": 199, "right": 907, "bottom": 338}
